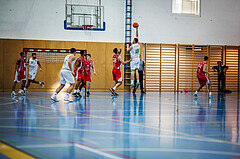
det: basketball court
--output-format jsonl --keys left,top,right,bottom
{"left": 0, "top": 0, "right": 240, "bottom": 158}
{"left": 0, "top": 92, "right": 239, "bottom": 158}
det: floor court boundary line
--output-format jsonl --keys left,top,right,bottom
{"left": 0, "top": 125, "right": 217, "bottom": 143}
{"left": 0, "top": 96, "right": 239, "bottom": 146}
{"left": 0, "top": 140, "right": 37, "bottom": 159}
{"left": 17, "top": 144, "right": 71, "bottom": 148}
{"left": 17, "top": 143, "right": 125, "bottom": 158}
{"left": 97, "top": 148, "right": 240, "bottom": 156}
{"left": 0, "top": 131, "right": 136, "bottom": 159}
{"left": 74, "top": 144, "right": 122, "bottom": 159}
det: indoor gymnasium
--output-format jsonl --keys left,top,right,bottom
{"left": 0, "top": 0, "right": 240, "bottom": 158}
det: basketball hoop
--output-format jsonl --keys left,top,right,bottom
{"left": 82, "top": 25, "right": 93, "bottom": 30}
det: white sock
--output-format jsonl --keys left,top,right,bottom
{"left": 39, "top": 82, "right": 41, "bottom": 84}
{"left": 209, "top": 92, "right": 212, "bottom": 96}
{"left": 12, "top": 91, "right": 15, "bottom": 93}
{"left": 77, "top": 89, "right": 80, "bottom": 93}
{"left": 24, "top": 88, "right": 27, "bottom": 91}
{"left": 137, "top": 80, "right": 139, "bottom": 83}
{"left": 195, "top": 91, "right": 198, "bottom": 94}
{"left": 113, "top": 86, "right": 116, "bottom": 91}
{"left": 131, "top": 80, "right": 134, "bottom": 85}
{"left": 52, "top": 93, "right": 57, "bottom": 97}
{"left": 73, "top": 90, "right": 77, "bottom": 93}
{"left": 87, "top": 84, "right": 90, "bottom": 92}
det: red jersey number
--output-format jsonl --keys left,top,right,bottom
{"left": 85, "top": 60, "right": 93, "bottom": 72}
{"left": 113, "top": 54, "right": 121, "bottom": 69}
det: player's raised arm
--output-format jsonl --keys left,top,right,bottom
{"left": 136, "top": 27, "right": 139, "bottom": 40}
{"left": 127, "top": 44, "right": 133, "bottom": 52}
{"left": 118, "top": 48, "right": 122, "bottom": 54}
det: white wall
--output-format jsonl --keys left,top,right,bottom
{"left": 0, "top": 0, "right": 125, "bottom": 42}
{"left": 0, "top": 0, "right": 240, "bottom": 45}
{"left": 133, "top": 0, "right": 240, "bottom": 45}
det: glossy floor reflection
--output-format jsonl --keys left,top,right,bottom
{"left": 0, "top": 92, "right": 239, "bottom": 159}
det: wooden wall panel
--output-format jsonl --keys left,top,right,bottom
{"left": 1, "top": 39, "right": 128, "bottom": 92}
{"left": 145, "top": 44, "right": 161, "bottom": 91}
{"left": 209, "top": 46, "right": 223, "bottom": 92}
{"left": 161, "top": 44, "right": 176, "bottom": 91}
{"left": 3, "top": 39, "right": 24, "bottom": 91}
{"left": 1, "top": 39, "right": 239, "bottom": 92}
{"left": 86, "top": 42, "right": 106, "bottom": 90}
{"left": 178, "top": 45, "right": 193, "bottom": 91}
{"left": 23, "top": 40, "right": 46, "bottom": 49}
{"left": 225, "top": 46, "right": 239, "bottom": 91}
{"left": 0, "top": 40, "right": 3, "bottom": 91}
{"left": 64, "top": 41, "right": 87, "bottom": 50}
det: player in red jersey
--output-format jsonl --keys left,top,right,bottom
{"left": 85, "top": 54, "right": 96, "bottom": 95}
{"left": 72, "top": 51, "right": 86, "bottom": 97}
{"left": 110, "top": 48, "right": 131, "bottom": 96}
{"left": 193, "top": 56, "right": 213, "bottom": 99}
{"left": 11, "top": 52, "right": 27, "bottom": 97}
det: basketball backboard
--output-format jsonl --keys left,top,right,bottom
{"left": 64, "top": 0, "right": 105, "bottom": 31}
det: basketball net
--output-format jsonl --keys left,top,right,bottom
{"left": 82, "top": 25, "right": 93, "bottom": 36}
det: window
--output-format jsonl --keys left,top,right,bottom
{"left": 172, "top": 0, "right": 200, "bottom": 16}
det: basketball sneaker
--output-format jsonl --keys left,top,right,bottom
{"left": 64, "top": 96, "right": 73, "bottom": 102}
{"left": 135, "top": 82, "right": 140, "bottom": 90}
{"left": 50, "top": 95, "right": 59, "bottom": 102}
{"left": 18, "top": 89, "right": 25, "bottom": 96}
{"left": 77, "top": 92, "right": 82, "bottom": 98}
{"left": 11, "top": 91, "right": 17, "bottom": 98}
{"left": 130, "top": 83, "right": 135, "bottom": 89}
{"left": 193, "top": 93, "right": 198, "bottom": 97}
{"left": 40, "top": 82, "right": 44, "bottom": 88}
{"left": 24, "top": 88, "right": 27, "bottom": 94}
{"left": 110, "top": 88, "right": 116, "bottom": 95}
{"left": 209, "top": 95, "right": 214, "bottom": 100}
{"left": 72, "top": 92, "right": 78, "bottom": 97}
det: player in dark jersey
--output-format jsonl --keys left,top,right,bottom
{"left": 11, "top": 52, "right": 27, "bottom": 97}
{"left": 110, "top": 48, "right": 131, "bottom": 96}
{"left": 193, "top": 56, "right": 213, "bottom": 99}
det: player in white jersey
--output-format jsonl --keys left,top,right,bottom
{"left": 25, "top": 53, "right": 44, "bottom": 90}
{"left": 127, "top": 27, "right": 140, "bottom": 90}
{"left": 51, "top": 48, "right": 76, "bottom": 102}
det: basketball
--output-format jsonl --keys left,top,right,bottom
{"left": 133, "top": 22, "right": 139, "bottom": 28}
